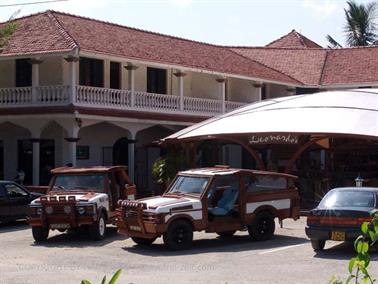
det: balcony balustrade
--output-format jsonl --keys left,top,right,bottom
{"left": 0, "top": 85, "right": 246, "bottom": 115}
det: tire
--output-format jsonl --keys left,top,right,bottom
{"left": 32, "top": 226, "right": 49, "bottom": 242}
{"left": 89, "top": 213, "right": 106, "bottom": 241}
{"left": 216, "top": 231, "right": 236, "bottom": 238}
{"left": 311, "top": 239, "right": 326, "bottom": 251}
{"left": 163, "top": 220, "right": 193, "bottom": 250}
{"left": 131, "top": 237, "right": 157, "bottom": 246}
{"left": 248, "top": 212, "right": 275, "bottom": 241}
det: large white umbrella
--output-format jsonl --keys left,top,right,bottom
{"left": 163, "top": 89, "right": 378, "bottom": 142}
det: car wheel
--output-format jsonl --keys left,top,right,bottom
{"left": 311, "top": 239, "right": 326, "bottom": 251}
{"left": 163, "top": 220, "right": 193, "bottom": 250}
{"left": 89, "top": 213, "right": 106, "bottom": 241}
{"left": 32, "top": 226, "right": 49, "bottom": 242}
{"left": 131, "top": 237, "right": 157, "bottom": 246}
{"left": 248, "top": 212, "right": 275, "bottom": 241}
{"left": 216, "top": 231, "right": 236, "bottom": 238}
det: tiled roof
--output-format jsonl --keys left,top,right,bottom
{"left": 321, "top": 46, "right": 378, "bottom": 86}
{"left": 2, "top": 11, "right": 378, "bottom": 87}
{"left": 230, "top": 47, "right": 328, "bottom": 85}
{"left": 0, "top": 11, "right": 299, "bottom": 85}
{"left": 0, "top": 11, "right": 76, "bottom": 56}
{"left": 266, "top": 30, "right": 322, "bottom": 48}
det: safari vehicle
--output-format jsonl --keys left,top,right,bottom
{"left": 29, "top": 166, "right": 136, "bottom": 242}
{"left": 117, "top": 166, "right": 300, "bottom": 250}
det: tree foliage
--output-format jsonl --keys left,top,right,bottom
{"left": 327, "top": 0, "right": 378, "bottom": 47}
{"left": 0, "top": 11, "right": 19, "bottom": 51}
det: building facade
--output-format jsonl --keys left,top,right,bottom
{"left": 1, "top": 11, "right": 378, "bottom": 194}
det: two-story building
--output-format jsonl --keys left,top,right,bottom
{"left": 1, "top": 11, "right": 378, "bottom": 193}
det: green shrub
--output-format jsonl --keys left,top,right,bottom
{"left": 81, "top": 269, "right": 122, "bottom": 284}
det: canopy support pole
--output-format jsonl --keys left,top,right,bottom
{"left": 285, "top": 137, "right": 327, "bottom": 173}
{"left": 217, "top": 136, "right": 265, "bottom": 170}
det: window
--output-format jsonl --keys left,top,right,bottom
{"left": 79, "top": 57, "right": 104, "bottom": 87}
{"left": 110, "top": 61, "right": 121, "bottom": 89}
{"left": 16, "top": 58, "right": 32, "bottom": 87}
{"left": 147, "top": 67, "right": 167, "bottom": 94}
{"left": 244, "top": 174, "right": 287, "bottom": 192}
{"left": 5, "top": 184, "right": 28, "bottom": 198}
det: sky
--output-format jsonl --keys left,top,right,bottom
{"left": 0, "top": 0, "right": 375, "bottom": 47}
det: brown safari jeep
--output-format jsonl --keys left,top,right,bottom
{"left": 29, "top": 166, "right": 136, "bottom": 242}
{"left": 117, "top": 166, "right": 300, "bottom": 250}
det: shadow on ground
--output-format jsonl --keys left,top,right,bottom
{"left": 123, "top": 233, "right": 309, "bottom": 256}
{"left": 30, "top": 226, "right": 126, "bottom": 248}
{"left": 313, "top": 242, "right": 378, "bottom": 260}
{"left": 0, "top": 220, "right": 29, "bottom": 233}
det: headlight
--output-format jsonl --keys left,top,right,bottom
{"left": 45, "top": 206, "right": 53, "bottom": 214}
{"left": 77, "top": 207, "right": 85, "bottom": 215}
{"left": 76, "top": 204, "right": 95, "bottom": 215}
{"left": 64, "top": 205, "right": 72, "bottom": 214}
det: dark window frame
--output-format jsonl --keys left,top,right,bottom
{"left": 110, "top": 61, "right": 121, "bottom": 89}
{"left": 79, "top": 57, "right": 104, "bottom": 87}
{"left": 15, "top": 58, "right": 32, "bottom": 87}
{"left": 147, "top": 67, "right": 167, "bottom": 94}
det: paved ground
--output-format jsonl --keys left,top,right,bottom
{"left": 0, "top": 217, "right": 377, "bottom": 284}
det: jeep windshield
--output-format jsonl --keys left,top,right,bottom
{"left": 168, "top": 175, "right": 209, "bottom": 196}
{"left": 52, "top": 174, "right": 106, "bottom": 192}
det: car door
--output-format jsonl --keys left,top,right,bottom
{"left": 0, "top": 184, "right": 10, "bottom": 220}
{"left": 5, "top": 183, "right": 30, "bottom": 218}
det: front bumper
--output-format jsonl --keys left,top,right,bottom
{"left": 305, "top": 225, "right": 361, "bottom": 241}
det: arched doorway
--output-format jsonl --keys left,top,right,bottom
{"left": 113, "top": 137, "right": 130, "bottom": 166}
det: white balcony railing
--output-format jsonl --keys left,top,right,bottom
{"left": 0, "top": 85, "right": 247, "bottom": 115}
{"left": 0, "top": 87, "right": 32, "bottom": 105}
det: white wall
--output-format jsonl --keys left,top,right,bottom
{"left": 191, "top": 72, "right": 219, "bottom": 99}
{"left": 0, "top": 122, "right": 30, "bottom": 180}
{"left": 228, "top": 78, "right": 259, "bottom": 102}
{"left": 76, "top": 122, "right": 130, "bottom": 167}
{"left": 0, "top": 60, "right": 15, "bottom": 88}
{"left": 40, "top": 57, "right": 64, "bottom": 85}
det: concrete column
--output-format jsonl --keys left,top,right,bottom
{"left": 31, "top": 138, "right": 40, "bottom": 185}
{"left": 253, "top": 82, "right": 263, "bottom": 101}
{"left": 173, "top": 70, "right": 186, "bottom": 111}
{"left": 31, "top": 58, "right": 43, "bottom": 103}
{"left": 65, "top": 56, "right": 79, "bottom": 104}
{"left": 216, "top": 77, "right": 226, "bottom": 113}
{"left": 125, "top": 63, "right": 138, "bottom": 107}
{"left": 128, "top": 130, "right": 138, "bottom": 183}
{"left": 64, "top": 137, "right": 80, "bottom": 167}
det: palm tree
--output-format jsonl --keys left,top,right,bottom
{"left": 327, "top": 0, "right": 378, "bottom": 48}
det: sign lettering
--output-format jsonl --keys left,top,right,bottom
{"left": 249, "top": 134, "right": 299, "bottom": 144}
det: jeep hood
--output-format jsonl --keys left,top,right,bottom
{"left": 30, "top": 192, "right": 107, "bottom": 205}
{"left": 141, "top": 196, "right": 202, "bottom": 214}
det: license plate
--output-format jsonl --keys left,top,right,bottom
{"left": 331, "top": 231, "right": 345, "bottom": 241}
{"left": 129, "top": 225, "right": 142, "bottom": 232}
{"left": 51, "top": 224, "right": 70, "bottom": 229}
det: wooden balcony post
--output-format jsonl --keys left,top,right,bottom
{"left": 65, "top": 56, "right": 79, "bottom": 104}
{"left": 216, "top": 77, "right": 226, "bottom": 113}
{"left": 125, "top": 63, "right": 138, "bottom": 107}
{"left": 31, "top": 58, "right": 43, "bottom": 103}
{"left": 173, "top": 70, "right": 186, "bottom": 111}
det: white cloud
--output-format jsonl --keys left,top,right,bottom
{"left": 168, "top": 0, "right": 193, "bottom": 6}
{"left": 302, "top": 0, "right": 340, "bottom": 17}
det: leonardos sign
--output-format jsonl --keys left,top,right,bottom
{"left": 248, "top": 134, "right": 299, "bottom": 145}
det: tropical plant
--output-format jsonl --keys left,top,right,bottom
{"left": 81, "top": 269, "right": 122, "bottom": 284}
{"left": 152, "top": 151, "right": 183, "bottom": 187}
{"left": 329, "top": 210, "right": 378, "bottom": 284}
{"left": 327, "top": 0, "right": 378, "bottom": 48}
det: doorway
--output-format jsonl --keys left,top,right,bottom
{"left": 18, "top": 139, "right": 55, "bottom": 185}
{"left": 113, "top": 137, "right": 130, "bottom": 166}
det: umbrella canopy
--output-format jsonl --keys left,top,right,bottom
{"left": 163, "top": 89, "right": 378, "bottom": 142}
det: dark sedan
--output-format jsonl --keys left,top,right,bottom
{"left": 0, "top": 181, "right": 42, "bottom": 223}
{"left": 306, "top": 187, "right": 378, "bottom": 251}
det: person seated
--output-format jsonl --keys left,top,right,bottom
{"left": 208, "top": 186, "right": 239, "bottom": 216}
